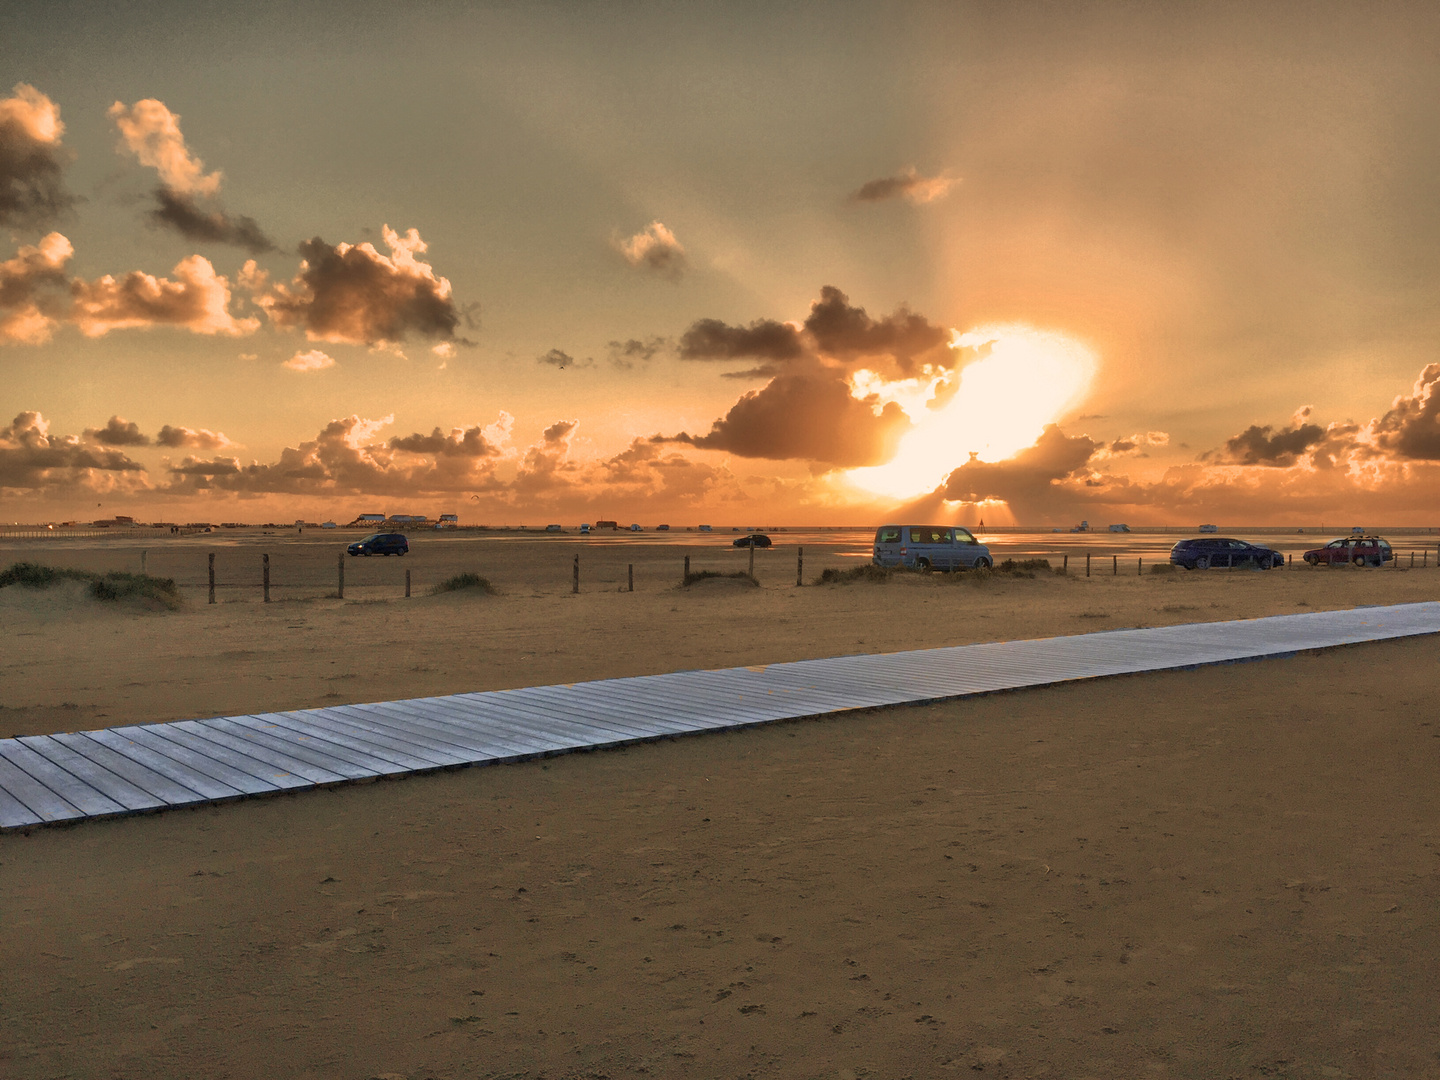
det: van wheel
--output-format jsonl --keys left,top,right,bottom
{"left": 916, "top": 558, "right": 931, "bottom": 572}
{"left": 973, "top": 557, "right": 991, "bottom": 570}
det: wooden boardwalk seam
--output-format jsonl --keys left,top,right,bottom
{"left": 3, "top": 602, "right": 1438, "bottom": 831}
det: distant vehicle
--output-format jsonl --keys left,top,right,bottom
{"left": 699, "top": 525, "right": 713, "bottom": 532}
{"left": 1169, "top": 537, "right": 1283, "bottom": 570}
{"left": 1304, "top": 535, "right": 1392, "bottom": 568}
{"left": 579, "top": 523, "right": 591, "bottom": 534}
{"left": 321, "top": 521, "right": 337, "bottom": 529}
{"left": 656, "top": 524, "right": 670, "bottom": 531}
{"left": 733, "top": 533, "right": 772, "bottom": 548}
{"left": 348, "top": 532, "right": 409, "bottom": 557}
{"left": 629, "top": 523, "right": 642, "bottom": 532}
{"left": 1198, "top": 524, "right": 1219, "bottom": 534}
{"left": 1108, "top": 523, "right": 1131, "bottom": 533}
{"left": 1069, "top": 520, "right": 1090, "bottom": 533}
{"left": 873, "top": 525, "right": 992, "bottom": 571}
{"left": 545, "top": 524, "right": 562, "bottom": 532}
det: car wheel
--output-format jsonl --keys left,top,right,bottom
{"left": 1195, "top": 556, "right": 1210, "bottom": 570}
{"left": 917, "top": 558, "right": 931, "bottom": 572}
{"left": 973, "top": 556, "right": 992, "bottom": 570}
{"left": 1353, "top": 555, "right": 1366, "bottom": 567}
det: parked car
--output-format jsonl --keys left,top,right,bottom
{"left": 872, "top": 525, "right": 992, "bottom": 571}
{"left": 733, "top": 533, "right": 772, "bottom": 548}
{"left": 544, "top": 524, "right": 562, "bottom": 532}
{"left": 347, "top": 532, "right": 409, "bottom": 557}
{"left": 1303, "top": 535, "right": 1393, "bottom": 567}
{"left": 1169, "top": 537, "right": 1282, "bottom": 570}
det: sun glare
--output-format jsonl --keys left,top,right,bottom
{"left": 845, "top": 325, "right": 1096, "bottom": 500}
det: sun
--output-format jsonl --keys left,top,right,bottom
{"left": 845, "top": 325, "right": 1096, "bottom": 500}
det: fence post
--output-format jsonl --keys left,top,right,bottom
{"left": 684, "top": 554, "right": 690, "bottom": 584}
{"left": 337, "top": 552, "right": 344, "bottom": 599}
{"left": 797, "top": 546, "right": 804, "bottom": 587}
{"left": 1063, "top": 554, "right": 1068, "bottom": 573}
{"left": 573, "top": 553, "right": 580, "bottom": 594}
{"left": 1112, "top": 555, "right": 1117, "bottom": 576}
{"left": 406, "top": 568, "right": 411, "bottom": 597}
{"left": 627, "top": 564, "right": 634, "bottom": 592}
{"left": 1086, "top": 553, "right": 1091, "bottom": 578}
{"left": 1138, "top": 557, "right": 1142, "bottom": 576}
{"left": 263, "top": 553, "right": 270, "bottom": 603}
{"left": 748, "top": 542, "right": 755, "bottom": 577}
{"left": 208, "top": 552, "right": 216, "bottom": 604}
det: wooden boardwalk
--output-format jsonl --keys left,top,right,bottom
{"left": 4, "top": 602, "right": 1438, "bottom": 831}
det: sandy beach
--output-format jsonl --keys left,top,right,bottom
{"left": 3, "top": 534, "right": 1440, "bottom": 1078}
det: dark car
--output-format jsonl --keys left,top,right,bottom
{"left": 1303, "top": 535, "right": 1392, "bottom": 567}
{"left": 347, "top": 532, "right": 409, "bottom": 556}
{"left": 1170, "top": 537, "right": 1283, "bottom": 570}
{"left": 733, "top": 533, "right": 773, "bottom": 548}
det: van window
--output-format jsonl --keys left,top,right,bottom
{"left": 954, "top": 527, "right": 976, "bottom": 544}
{"left": 908, "top": 527, "right": 951, "bottom": 544}
{"left": 875, "top": 527, "right": 902, "bottom": 543}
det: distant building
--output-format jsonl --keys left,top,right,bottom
{"left": 321, "top": 521, "right": 338, "bottom": 529}
{"left": 595, "top": 520, "right": 618, "bottom": 530}
{"left": 352, "top": 513, "right": 386, "bottom": 525}
{"left": 439, "top": 514, "right": 459, "bottom": 525}
{"left": 1108, "top": 523, "right": 1131, "bottom": 533}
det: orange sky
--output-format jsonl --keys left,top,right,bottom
{"left": 4, "top": 2, "right": 1440, "bottom": 525}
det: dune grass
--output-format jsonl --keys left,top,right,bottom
{"left": 1149, "top": 562, "right": 1179, "bottom": 574}
{"left": 814, "top": 564, "right": 901, "bottom": 585}
{"left": 429, "top": 572, "right": 495, "bottom": 595}
{"left": 682, "top": 569, "right": 759, "bottom": 588}
{"left": 0, "top": 561, "right": 182, "bottom": 609}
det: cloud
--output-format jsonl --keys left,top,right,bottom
{"left": 606, "top": 336, "right": 666, "bottom": 369}
{"left": 1221, "top": 410, "right": 1326, "bottom": 465}
{"left": 0, "top": 231, "right": 73, "bottom": 343}
{"left": 1370, "top": 363, "right": 1440, "bottom": 460}
{"left": 148, "top": 187, "right": 276, "bottom": 253}
{"left": 70, "top": 255, "right": 259, "bottom": 337}
{"left": 0, "top": 411, "right": 148, "bottom": 493}
{"left": 0, "top": 84, "right": 75, "bottom": 229}
{"left": 85, "top": 416, "right": 149, "bottom": 446}
{"left": 284, "top": 348, "right": 335, "bottom": 372}
{"left": 388, "top": 425, "right": 499, "bottom": 457}
{"left": 802, "top": 286, "right": 950, "bottom": 374}
{"left": 155, "top": 424, "right": 233, "bottom": 450}
{"left": 940, "top": 424, "right": 1101, "bottom": 515}
{"left": 667, "top": 370, "right": 911, "bottom": 467}
{"left": 678, "top": 317, "right": 805, "bottom": 362}
{"left": 538, "top": 348, "right": 592, "bottom": 370}
{"left": 851, "top": 167, "right": 957, "bottom": 205}
{"left": 614, "top": 221, "right": 687, "bottom": 280}
{"left": 107, "top": 98, "right": 220, "bottom": 196}
{"left": 246, "top": 226, "right": 463, "bottom": 346}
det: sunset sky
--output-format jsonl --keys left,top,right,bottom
{"left": 4, "top": 1, "right": 1440, "bottom": 525}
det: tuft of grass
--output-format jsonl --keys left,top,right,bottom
{"left": 1149, "top": 562, "right": 1178, "bottom": 574}
{"left": 430, "top": 572, "right": 494, "bottom": 595}
{"left": 815, "top": 564, "right": 901, "bottom": 585}
{"left": 0, "top": 562, "right": 181, "bottom": 609}
{"left": 682, "top": 570, "right": 758, "bottom": 588}
{"left": 993, "top": 558, "right": 1055, "bottom": 578}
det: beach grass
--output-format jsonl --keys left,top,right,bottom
{"left": 682, "top": 569, "right": 759, "bottom": 588}
{"left": 0, "top": 561, "right": 182, "bottom": 609}
{"left": 430, "top": 572, "right": 495, "bottom": 595}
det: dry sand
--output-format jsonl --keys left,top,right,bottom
{"left": 3, "top": 535, "right": 1440, "bottom": 1078}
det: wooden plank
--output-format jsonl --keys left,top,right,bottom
{"left": 66, "top": 730, "right": 228, "bottom": 804}
{"left": 0, "top": 782, "right": 44, "bottom": 827}
{"left": 334, "top": 702, "right": 536, "bottom": 759}
{"left": 258, "top": 711, "right": 467, "bottom": 770}
{"left": 100, "top": 727, "right": 269, "bottom": 797}
{"left": 18, "top": 735, "right": 167, "bottom": 812}
{"left": 222, "top": 715, "right": 409, "bottom": 776}
{"left": 320, "top": 704, "right": 508, "bottom": 762}
{"left": 377, "top": 698, "right": 593, "bottom": 754}
{"left": 0, "top": 739, "right": 123, "bottom": 817}
{"left": 181, "top": 720, "right": 358, "bottom": 783}
{"left": 129, "top": 724, "right": 306, "bottom": 792}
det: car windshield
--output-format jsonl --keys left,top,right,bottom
{"left": 1326, "top": 540, "right": 1345, "bottom": 548}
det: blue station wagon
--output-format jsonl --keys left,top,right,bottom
{"left": 873, "top": 525, "right": 992, "bottom": 571}
{"left": 1169, "top": 537, "right": 1282, "bottom": 570}
{"left": 347, "top": 532, "right": 409, "bottom": 556}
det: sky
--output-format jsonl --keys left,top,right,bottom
{"left": 4, "top": 0, "right": 1440, "bottom": 526}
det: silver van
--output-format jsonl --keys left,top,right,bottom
{"left": 872, "top": 525, "right": 992, "bottom": 571}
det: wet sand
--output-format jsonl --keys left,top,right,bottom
{"left": 3, "top": 536, "right": 1440, "bottom": 1078}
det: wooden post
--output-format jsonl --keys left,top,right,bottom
{"left": 406, "top": 568, "right": 411, "bottom": 597}
{"left": 1112, "top": 554, "right": 1117, "bottom": 576}
{"left": 1085, "top": 553, "right": 1090, "bottom": 577}
{"left": 208, "top": 552, "right": 216, "bottom": 604}
{"left": 684, "top": 554, "right": 690, "bottom": 584}
{"left": 337, "top": 552, "right": 344, "bottom": 599}
{"left": 1410, "top": 550, "right": 1415, "bottom": 569}
{"left": 263, "top": 553, "right": 270, "bottom": 602}
{"left": 1063, "top": 554, "right": 1068, "bottom": 573}
{"left": 1138, "top": 557, "right": 1142, "bottom": 576}
{"left": 627, "top": 564, "right": 634, "bottom": 592}
{"left": 573, "top": 553, "right": 579, "bottom": 594}
{"left": 797, "top": 546, "right": 804, "bottom": 587}
{"left": 748, "top": 541, "right": 755, "bottom": 577}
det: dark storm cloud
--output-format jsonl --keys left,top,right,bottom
{"left": 850, "top": 167, "right": 956, "bottom": 205}
{"left": 0, "top": 84, "right": 75, "bottom": 230}
{"left": 666, "top": 372, "right": 911, "bottom": 468}
{"left": 388, "top": 426, "right": 499, "bottom": 457}
{"left": 1370, "top": 363, "right": 1440, "bottom": 460}
{"left": 1221, "top": 416, "right": 1326, "bottom": 465}
{"left": 678, "top": 317, "right": 805, "bottom": 362}
{"left": 248, "top": 227, "right": 463, "bottom": 346}
{"left": 802, "top": 286, "right": 950, "bottom": 373}
{"left": 85, "top": 416, "right": 149, "bottom": 446}
{"left": 149, "top": 187, "right": 276, "bottom": 253}
{"left": 941, "top": 425, "right": 1100, "bottom": 506}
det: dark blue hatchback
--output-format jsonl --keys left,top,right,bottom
{"left": 347, "top": 532, "right": 409, "bottom": 556}
{"left": 1170, "top": 537, "right": 1283, "bottom": 570}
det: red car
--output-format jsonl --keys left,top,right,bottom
{"left": 1303, "top": 535, "right": 1392, "bottom": 567}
